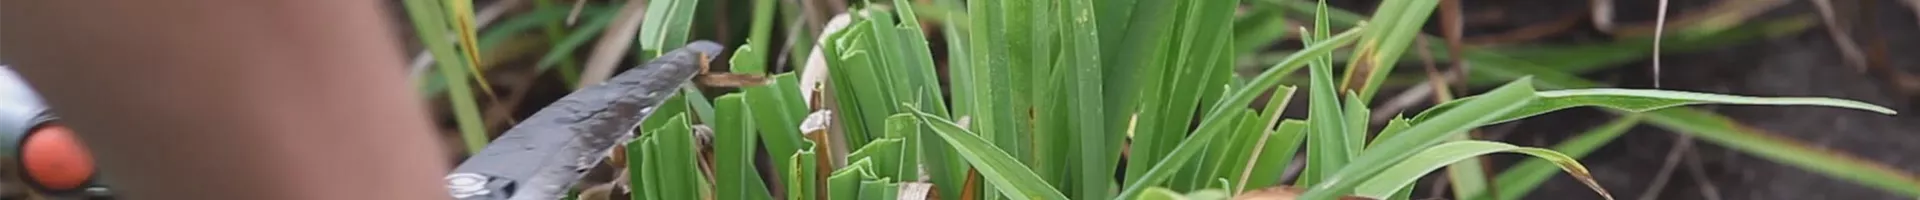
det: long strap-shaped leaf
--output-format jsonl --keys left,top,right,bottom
{"left": 910, "top": 107, "right": 1069, "bottom": 200}
{"left": 1115, "top": 26, "right": 1366, "bottom": 200}
{"left": 712, "top": 94, "right": 773, "bottom": 200}
{"left": 1486, "top": 114, "right": 1643, "bottom": 200}
{"left": 401, "top": 0, "right": 493, "bottom": 154}
{"left": 1298, "top": 77, "right": 1538, "bottom": 200}
{"left": 1413, "top": 88, "right": 1898, "bottom": 125}
{"left": 1059, "top": 0, "right": 1111, "bottom": 198}
{"left": 443, "top": 0, "right": 497, "bottom": 96}
{"left": 1352, "top": 141, "right": 1613, "bottom": 200}
{"left": 1302, "top": 0, "right": 1352, "bottom": 185}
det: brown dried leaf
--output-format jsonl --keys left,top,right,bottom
{"left": 695, "top": 73, "right": 772, "bottom": 88}
{"left": 576, "top": 182, "right": 617, "bottom": 200}
{"left": 898, "top": 182, "right": 935, "bottom": 200}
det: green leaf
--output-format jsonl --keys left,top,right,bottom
{"left": 941, "top": 0, "right": 975, "bottom": 120}
{"left": 531, "top": 9, "right": 617, "bottom": 70}
{"left": 636, "top": 0, "right": 702, "bottom": 60}
{"left": 858, "top": 4, "right": 949, "bottom": 118}
{"left": 1231, "top": 86, "right": 1300, "bottom": 193}
{"left": 640, "top": 90, "right": 690, "bottom": 133}
{"left": 960, "top": 0, "right": 1022, "bottom": 198}
{"left": 830, "top": 159, "right": 875, "bottom": 200}
{"left": 865, "top": 6, "right": 951, "bottom": 186}
{"left": 1642, "top": 109, "right": 1920, "bottom": 197}
{"left": 1487, "top": 114, "right": 1643, "bottom": 200}
{"left": 1352, "top": 141, "right": 1612, "bottom": 200}
{"left": 910, "top": 107, "right": 1070, "bottom": 200}
{"left": 1390, "top": 184, "right": 1416, "bottom": 200}
{"left": 1447, "top": 28, "right": 1920, "bottom": 197}
{"left": 1370, "top": 116, "right": 1412, "bottom": 147}
{"left": 1269, "top": 1, "right": 1918, "bottom": 196}
{"left": 735, "top": 0, "right": 777, "bottom": 74}
{"left": 636, "top": 114, "right": 705, "bottom": 200}
{"left": 1416, "top": 88, "right": 1899, "bottom": 125}
{"left": 747, "top": 73, "right": 809, "bottom": 176}
{"left": 884, "top": 114, "right": 922, "bottom": 180}
{"left": 789, "top": 141, "right": 820, "bottom": 200}
{"left": 1000, "top": 2, "right": 1046, "bottom": 183}
{"left": 530, "top": 0, "right": 588, "bottom": 85}
{"left": 730, "top": 45, "right": 766, "bottom": 75}
{"left": 400, "top": 0, "right": 490, "bottom": 154}
{"left": 1256, "top": 2, "right": 1815, "bottom": 87}
{"left": 1443, "top": 133, "right": 1492, "bottom": 200}
{"left": 1191, "top": 109, "right": 1254, "bottom": 189}
{"left": 476, "top": 5, "right": 558, "bottom": 51}
{"left": 1117, "top": 27, "right": 1365, "bottom": 200}
{"left": 1340, "top": 0, "right": 1441, "bottom": 101}
{"left": 441, "top": 0, "right": 493, "bottom": 98}
{"left": 849, "top": 138, "right": 905, "bottom": 180}
{"left": 891, "top": 5, "right": 953, "bottom": 119}
{"left": 1095, "top": 0, "right": 1139, "bottom": 62}
{"left": 1005, "top": 0, "right": 1048, "bottom": 136}
{"left": 1538, "top": 88, "right": 1894, "bottom": 112}
{"left": 1302, "top": 1, "right": 1350, "bottom": 183}
{"left": 860, "top": 179, "right": 900, "bottom": 200}
{"left": 1061, "top": 0, "right": 1111, "bottom": 198}
{"left": 1299, "top": 78, "right": 1538, "bottom": 200}
{"left": 822, "top": 6, "right": 957, "bottom": 199}
{"left": 684, "top": 87, "right": 719, "bottom": 125}
{"left": 1239, "top": 120, "right": 1307, "bottom": 193}
{"left": 1342, "top": 91, "right": 1368, "bottom": 155}
{"left": 1213, "top": 111, "right": 1266, "bottom": 191}
{"left": 1258, "top": 3, "right": 1817, "bottom": 88}
{"left": 821, "top": 20, "right": 885, "bottom": 148}
{"left": 1095, "top": 0, "right": 1149, "bottom": 171}
{"left": 474, "top": 4, "right": 603, "bottom": 54}
{"left": 714, "top": 94, "right": 772, "bottom": 200}
{"left": 1116, "top": 0, "right": 1189, "bottom": 185}
{"left": 1128, "top": 0, "right": 1239, "bottom": 188}
{"left": 634, "top": 136, "right": 660, "bottom": 200}
{"left": 1135, "top": 187, "right": 1187, "bottom": 200}
{"left": 934, "top": 0, "right": 976, "bottom": 198}
{"left": 1232, "top": 3, "right": 1290, "bottom": 55}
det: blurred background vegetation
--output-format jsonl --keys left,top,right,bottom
{"left": 393, "top": 0, "right": 1920, "bottom": 199}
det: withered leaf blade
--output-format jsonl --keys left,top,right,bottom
{"left": 897, "top": 182, "right": 935, "bottom": 200}
{"left": 696, "top": 73, "right": 773, "bottom": 88}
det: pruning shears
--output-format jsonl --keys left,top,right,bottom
{"left": 0, "top": 66, "right": 114, "bottom": 200}
{"left": 444, "top": 41, "right": 720, "bottom": 200}
{"left": 0, "top": 41, "right": 721, "bottom": 200}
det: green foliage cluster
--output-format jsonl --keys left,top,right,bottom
{"left": 405, "top": 0, "right": 1915, "bottom": 199}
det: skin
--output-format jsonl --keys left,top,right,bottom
{"left": 1, "top": 0, "right": 448, "bottom": 199}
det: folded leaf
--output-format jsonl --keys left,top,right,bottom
{"left": 1415, "top": 87, "right": 1898, "bottom": 125}
{"left": 909, "top": 107, "right": 1068, "bottom": 200}
{"left": 1352, "top": 141, "right": 1612, "bottom": 200}
{"left": 1299, "top": 78, "right": 1538, "bottom": 200}
{"left": 1487, "top": 114, "right": 1642, "bottom": 200}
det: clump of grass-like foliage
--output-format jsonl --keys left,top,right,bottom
{"left": 404, "top": 0, "right": 1914, "bottom": 199}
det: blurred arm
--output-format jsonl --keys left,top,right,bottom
{"left": 0, "top": 0, "right": 448, "bottom": 199}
